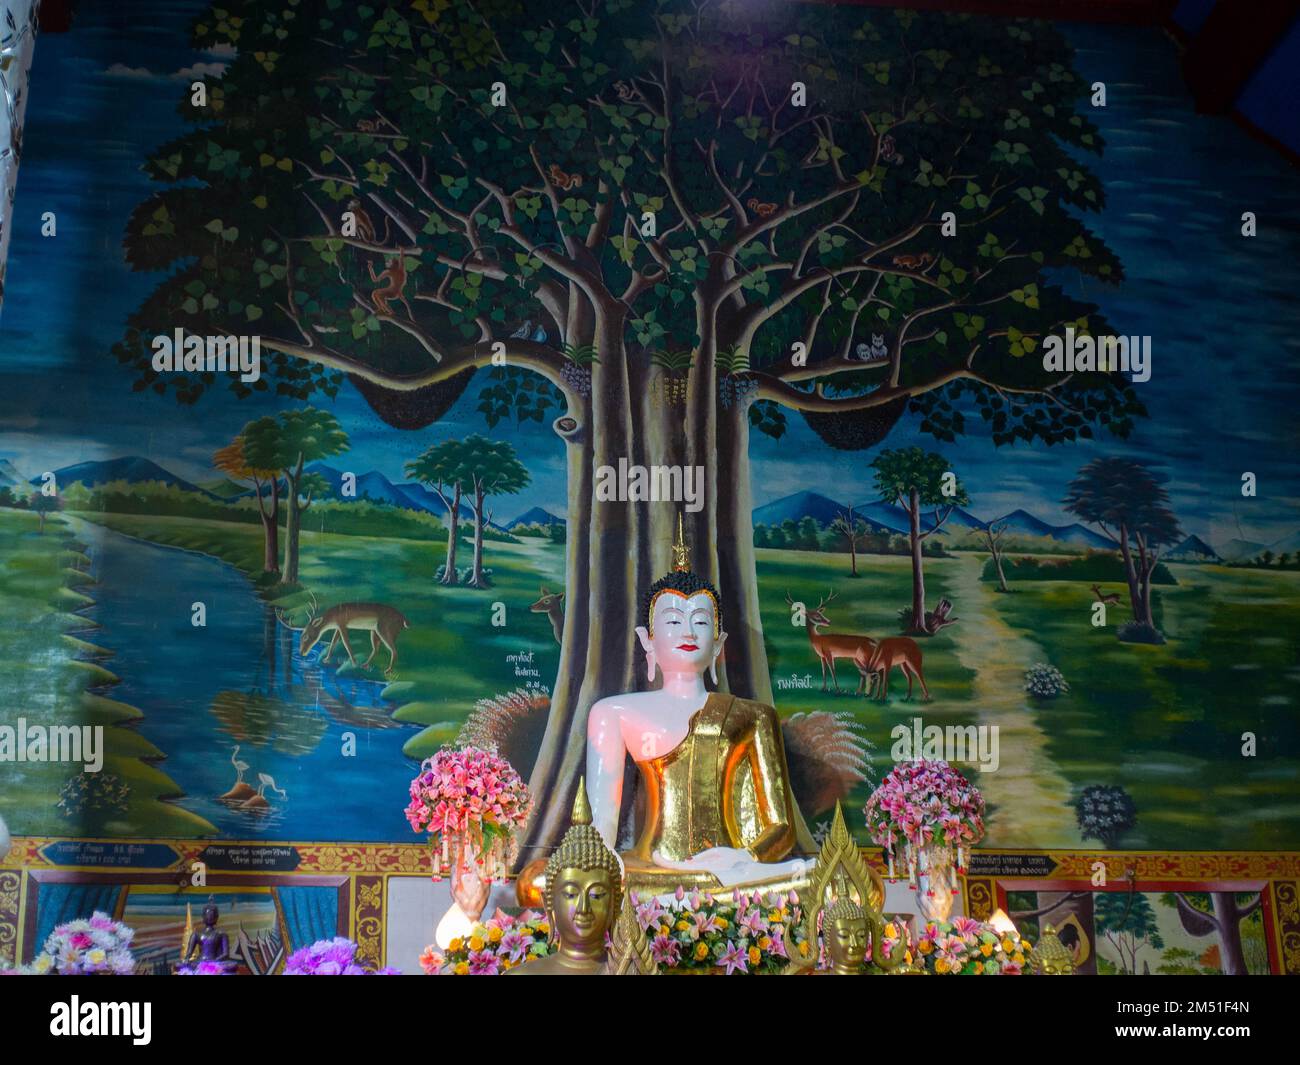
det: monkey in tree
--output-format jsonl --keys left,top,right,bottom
{"left": 344, "top": 197, "right": 390, "bottom": 247}
{"left": 368, "top": 255, "right": 412, "bottom": 318}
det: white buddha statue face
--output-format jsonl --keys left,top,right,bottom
{"left": 636, "top": 591, "right": 727, "bottom": 680}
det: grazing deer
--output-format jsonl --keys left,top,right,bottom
{"left": 787, "top": 589, "right": 878, "bottom": 695}
{"left": 277, "top": 593, "right": 410, "bottom": 677}
{"left": 1090, "top": 584, "right": 1123, "bottom": 606}
{"left": 865, "top": 637, "right": 930, "bottom": 702}
{"left": 530, "top": 586, "right": 565, "bottom": 644}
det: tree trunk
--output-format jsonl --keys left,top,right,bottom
{"left": 469, "top": 482, "right": 487, "bottom": 587}
{"left": 1116, "top": 521, "right": 1141, "bottom": 623}
{"left": 1211, "top": 893, "right": 1250, "bottom": 975}
{"left": 441, "top": 484, "right": 461, "bottom": 585}
{"left": 258, "top": 478, "right": 280, "bottom": 574}
{"left": 908, "top": 487, "right": 926, "bottom": 632}
{"left": 282, "top": 454, "right": 305, "bottom": 583}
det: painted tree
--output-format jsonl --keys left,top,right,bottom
{"left": 1163, "top": 890, "right": 1261, "bottom": 976}
{"left": 115, "top": 0, "right": 1142, "bottom": 858}
{"left": 29, "top": 491, "right": 58, "bottom": 534}
{"left": 1095, "top": 891, "right": 1163, "bottom": 975}
{"left": 871, "top": 447, "right": 968, "bottom": 633}
{"left": 1063, "top": 457, "right": 1180, "bottom": 632}
{"left": 982, "top": 519, "right": 1010, "bottom": 592}
{"left": 213, "top": 435, "right": 282, "bottom": 575}
{"left": 460, "top": 435, "right": 530, "bottom": 588}
{"left": 829, "top": 505, "right": 869, "bottom": 576}
{"left": 406, "top": 438, "right": 470, "bottom": 586}
{"left": 242, "top": 407, "right": 349, "bottom": 582}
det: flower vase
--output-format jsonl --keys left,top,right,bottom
{"left": 915, "top": 844, "right": 956, "bottom": 922}
{"left": 446, "top": 836, "right": 491, "bottom": 926}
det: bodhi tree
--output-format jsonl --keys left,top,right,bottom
{"left": 461, "top": 435, "right": 530, "bottom": 588}
{"left": 871, "top": 447, "right": 969, "bottom": 634}
{"left": 115, "top": 0, "right": 1144, "bottom": 858}
{"left": 406, "top": 438, "right": 471, "bottom": 586}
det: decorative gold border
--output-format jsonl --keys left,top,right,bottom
{"left": 3, "top": 840, "right": 1298, "bottom": 970}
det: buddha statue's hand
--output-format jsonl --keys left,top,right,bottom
{"left": 651, "top": 846, "right": 771, "bottom": 887}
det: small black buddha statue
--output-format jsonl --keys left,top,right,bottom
{"left": 180, "top": 896, "right": 236, "bottom": 973}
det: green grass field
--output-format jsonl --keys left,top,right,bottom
{"left": 0, "top": 509, "right": 215, "bottom": 837}
{"left": 58, "top": 511, "right": 1300, "bottom": 850}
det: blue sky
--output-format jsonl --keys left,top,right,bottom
{"left": 2, "top": 5, "right": 1298, "bottom": 545}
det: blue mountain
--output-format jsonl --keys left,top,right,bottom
{"left": 306, "top": 463, "right": 415, "bottom": 509}
{"left": 1169, "top": 534, "right": 1219, "bottom": 560}
{"left": 753, "top": 490, "right": 850, "bottom": 527}
{"left": 1053, "top": 522, "right": 1114, "bottom": 550}
{"left": 988, "top": 509, "right": 1059, "bottom": 538}
{"left": 507, "top": 506, "right": 564, "bottom": 529}
{"left": 922, "top": 506, "right": 986, "bottom": 532}
{"left": 34, "top": 456, "right": 211, "bottom": 496}
{"left": 850, "top": 500, "right": 913, "bottom": 536}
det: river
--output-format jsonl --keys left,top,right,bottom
{"left": 80, "top": 521, "right": 421, "bottom": 841}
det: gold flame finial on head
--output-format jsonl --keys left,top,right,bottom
{"left": 571, "top": 776, "right": 593, "bottom": 827}
{"left": 671, "top": 512, "right": 689, "bottom": 572}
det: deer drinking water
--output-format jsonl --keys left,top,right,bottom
{"left": 788, "top": 589, "right": 878, "bottom": 695}
{"left": 276, "top": 592, "right": 409, "bottom": 677}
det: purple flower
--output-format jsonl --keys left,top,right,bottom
{"left": 717, "top": 942, "right": 749, "bottom": 975}
{"left": 468, "top": 950, "right": 500, "bottom": 975}
{"left": 650, "top": 935, "right": 681, "bottom": 967}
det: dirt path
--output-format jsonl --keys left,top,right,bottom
{"left": 947, "top": 555, "right": 1083, "bottom": 848}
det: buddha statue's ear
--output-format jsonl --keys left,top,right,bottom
{"left": 710, "top": 631, "right": 728, "bottom": 685}
{"left": 635, "top": 626, "right": 657, "bottom": 682}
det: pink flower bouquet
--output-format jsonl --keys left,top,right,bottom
{"left": 420, "top": 909, "right": 552, "bottom": 975}
{"left": 405, "top": 746, "right": 531, "bottom": 880}
{"left": 863, "top": 758, "right": 985, "bottom": 878}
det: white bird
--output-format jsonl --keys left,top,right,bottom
{"left": 230, "top": 745, "right": 250, "bottom": 786}
{"left": 255, "top": 773, "right": 287, "bottom": 801}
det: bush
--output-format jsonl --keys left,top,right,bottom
{"left": 1117, "top": 621, "right": 1165, "bottom": 645}
{"left": 1075, "top": 784, "right": 1137, "bottom": 847}
{"left": 1024, "top": 662, "right": 1069, "bottom": 698}
{"left": 980, "top": 551, "right": 1175, "bottom": 586}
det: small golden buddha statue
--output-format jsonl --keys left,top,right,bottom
{"left": 509, "top": 779, "right": 622, "bottom": 975}
{"left": 823, "top": 896, "right": 870, "bottom": 975}
{"left": 1029, "top": 923, "right": 1076, "bottom": 975}
{"left": 586, "top": 515, "right": 814, "bottom": 898}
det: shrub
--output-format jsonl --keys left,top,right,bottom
{"left": 1116, "top": 621, "right": 1165, "bottom": 645}
{"left": 1023, "top": 663, "right": 1069, "bottom": 699}
{"left": 1075, "top": 784, "right": 1137, "bottom": 847}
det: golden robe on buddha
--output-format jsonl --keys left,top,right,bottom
{"left": 621, "top": 691, "right": 816, "bottom": 894}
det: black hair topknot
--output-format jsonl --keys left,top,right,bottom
{"left": 643, "top": 569, "right": 722, "bottom": 634}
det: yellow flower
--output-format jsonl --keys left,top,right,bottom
{"left": 799, "top": 940, "right": 811, "bottom": 957}
{"left": 980, "top": 942, "right": 993, "bottom": 957}
{"left": 454, "top": 961, "right": 469, "bottom": 975}
{"left": 676, "top": 920, "right": 690, "bottom": 932}
{"left": 448, "top": 937, "right": 464, "bottom": 953}
{"left": 694, "top": 942, "right": 709, "bottom": 961}
{"left": 748, "top": 947, "right": 761, "bottom": 966}
{"left": 935, "top": 957, "right": 950, "bottom": 974}
{"left": 469, "top": 935, "right": 485, "bottom": 952}
{"left": 904, "top": 951, "right": 913, "bottom": 965}
{"left": 758, "top": 936, "right": 772, "bottom": 951}
{"left": 714, "top": 917, "right": 729, "bottom": 929}
{"left": 501, "top": 958, "right": 513, "bottom": 970}
{"left": 918, "top": 939, "right": 933, "bottom": 955}
{"left": 974, "top": 961, "right": 984, "bottom": 974}
{"left": 884, "top": 923, "right": 897, "bottom": 939}
{"left": 87, "top": 949, "right": 106, "bottom": 965}
{"left": 1002, "top": 938, "right": 1016, "bottom": 953}
{"left": 1013, "top": 952, "right": 1025, "bottom": 965}
{"left": 538, "top": 921, "right": 550, "bottom": 935}
{"left": 488, "top": 927, "right": 504, "bottom": 943}
{"left": 658, "top": 924, "right": 670, "bottom": 937}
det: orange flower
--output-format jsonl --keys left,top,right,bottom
{"left": 694, "top": 942, "right": 709, "bottom": 961}
{"left": 974, "top": 961, "right": 984, "bottom": 974}
{"left": 448, "top": 937, "right": 464, "bottom": 953}
{"left": 799, "top": 940, "right": 811, "bottom": 957}
{"left": 884, "top": 923, "right": 897, "bottom": 939}
{"left": 469, "top": 935, "right": 485, "bottom": 952}
{"left": 454, "top": 961, "right": 469, "bottom": 975}
{"left": 676, "top": 920, "right": 690, "bottom": 932}
{"left": 748, "top": 946, "right": 761, "bottom": 967}
{"left": 758, "top": 936, "right": 772, "bottom": 951}
{"left": 980, "top": 942, "right": 993, "bottom": 957}
{"left": 934, "top": 957, "right": 950, "bottom": 974}
{"left": 1001, "top": 938, "right": 1016, "bottom": 953}
{"left": 918, "top": 939, "right": 933, "bottom": 955}
{"left": 488, "top": 927, "right": 504, "bottom": 943}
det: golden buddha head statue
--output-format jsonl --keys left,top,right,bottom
{"left": 1029, "top": 923, "right": 1076, "bottom": 975}
{"left": 543, "top": 779, "right": 623, "bottom": 962}
{"left": 637, "top": 515, "right": 726, "bottom": 682}
{"left": 823, "top": 895, "right": 869, "bottom": 975}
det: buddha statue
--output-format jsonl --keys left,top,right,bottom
{"left": 586, "top": 516, "right": 814, "bottom": 897}
{"left": 509, "top": 779, "right": 622, "bottom": 975}
{"left": 823, "top": 896, "right": 870, "bottom": 975}
{"left": 177, "top": 895, "right": 236, "bottom": 974}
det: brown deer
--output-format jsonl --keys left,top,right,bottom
{"left": 277, "top": 593, "right": 410, "bottom": 677}
{"left": 530, "top": 586, "right": 565, "bottom": 644}
{"left": 1090, "top": 584, "right": 1123, "bottom": 606}
{"left": 787, "top": 589, "right": 878, "bottom": 695}
{"left": 864, "top": 637, "right": 930, "bottom": 702}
